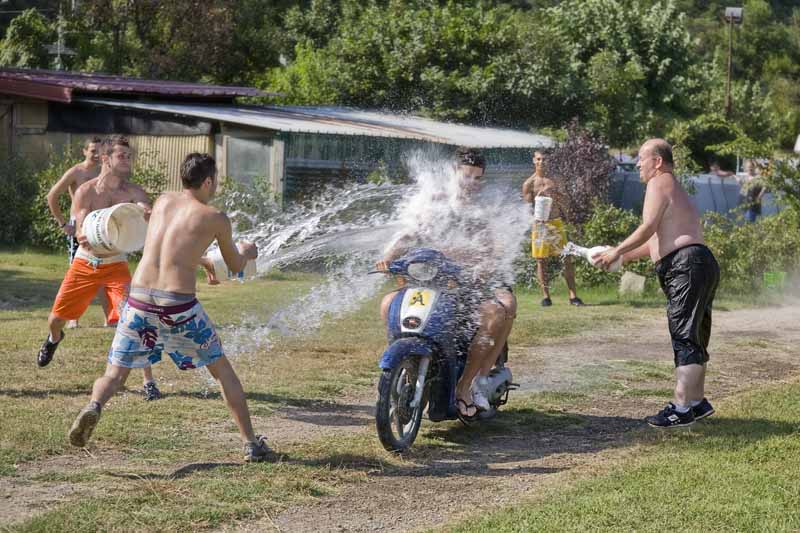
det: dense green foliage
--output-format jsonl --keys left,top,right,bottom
{"left": 2, "top": 0, "right": 798, "bottom": 292}
{"left": 29, "top": 149, "right": 81, "bottom": 251}
{"left": 0, "top": 155, "right": 37, "bottom": 244}
{"left": 704, "top": 208, "right": 800, "bottom": 293}
{"left": 572, "top": 202, "right": 653, "bottom": 288}
{"left": 1, "top": 0, "right": 797, "bottom": 156}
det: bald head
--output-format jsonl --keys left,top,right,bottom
{"left": 641, "top": 138, "right": 674, "bottom": 167}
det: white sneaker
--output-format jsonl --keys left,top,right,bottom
{"left": 471, "top": 376, "right": 491, "bottom": 411}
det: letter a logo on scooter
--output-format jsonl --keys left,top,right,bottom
{"left": 409, "top": 291, "right": 426, "bottom": 306}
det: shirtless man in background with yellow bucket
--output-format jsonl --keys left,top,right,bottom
{"left": 522, "top": 150, "right": 583, "bottom": 307}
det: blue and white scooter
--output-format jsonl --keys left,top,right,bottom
{"left": 373, "top": 248, "right": 517, "bottom": 452}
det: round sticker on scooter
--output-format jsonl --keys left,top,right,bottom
{"left": 407, "top": 262, "right": 438, "bottom": 281}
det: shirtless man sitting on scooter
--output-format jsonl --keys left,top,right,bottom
{"left": 376, "top": 147, "right": 516, "bottom": 421}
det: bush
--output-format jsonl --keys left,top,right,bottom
{"left": 512, "top": 201, "right": 653, "bottom": 290}
{"left": 573, "top": 201, "right": 652, "bottom": 287}
{"left": 0, "top": 155, "right": 37, "bottom": 244}
{"left": 704, "top": 209, "right": 800, "bottom": 294}
{"left": 542, "top": 120, "right": 616, "bottom": 225}
{"left": 131, "top": 151, "right": 169, "bottom": 200}
{"left": 29, "top": 149, "right": 82, "bottom": 251}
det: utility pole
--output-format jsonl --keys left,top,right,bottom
{"left": 47, "top": 2, "right": 76, "bottom": 70}
{"left": 724, "top": 7, "right": 743, "bottom": 118}
{"left": 725, "top": 16, "right": 733, "bottom": 116}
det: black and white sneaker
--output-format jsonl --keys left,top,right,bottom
{"left": 37, "top": 331, "right": 64, "bottom": 367}
{"left": 143, "top": 382, "right": 161, "bottom": 401}
{"left": 646, "top": 403, "right": 695, "bottom": 428}
{"left": 692, "top": 398, "right": 715, "bottom": 420}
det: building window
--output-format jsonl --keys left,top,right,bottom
{"left": 226, "top": 137, "right": 271, "bottom": 184}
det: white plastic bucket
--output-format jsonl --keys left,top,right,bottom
{"left": 82, "top": 203, "right": 147, "bottom": 254}
{"left": 533, "top": 196, "right": 553, "bottom": 221}
{"left": 207, "top": 245, "right": 257, "bottom": 281}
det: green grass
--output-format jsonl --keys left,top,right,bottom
{"left": 443, "top": 383, "right": 800, "bottom": 532}
{"left": 2, "top": 247, "right": 798, "bottom": 532}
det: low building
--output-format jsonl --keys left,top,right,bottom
{"left": 0, "top": 68, "right": 553, "bottom": 202}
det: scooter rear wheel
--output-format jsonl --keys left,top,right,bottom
{"left": 376, "top": 357, "right": 424, "bottom": 453}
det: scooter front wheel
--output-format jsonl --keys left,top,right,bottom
{"left": 375, "top": 357, "right": 424, "bottom": 453}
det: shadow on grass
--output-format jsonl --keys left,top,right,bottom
{"left": 124, "top": 389, "right": 370, "bottom": 415}
{"left": 0, "top": 268, "right": 62, "bottom": 311}
{"left": 107, "top": 462, "right": 243, "bottom": 481}
{"left": 90, "top": 414, "right": 799, "bottom": 484}
{"left": 298, "top": 412, "right": 800, "bottom": 479}
{"left": 290, "top": 409, "right": 638, "bottom": 479}
{"left": 0, "top": 387, "right": 89, "bottom": 398}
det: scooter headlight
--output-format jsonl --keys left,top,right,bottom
{"left": 407, "top": 262, "right": 438, "bottom": 281}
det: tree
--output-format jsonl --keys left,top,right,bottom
{"left": 268, "top": 0, "right": 577, "bottom": 128}
{"left": 544, "top": 0, "right": 697, "bottom": 147}
{"left": 0, "top": 8, "right": 54, "bottom": 68}
{"left": 67, "top": 0, "right": 289, "bottom": 84}
{"left": 542, "top": 121, "right": 616, "bottom": 225}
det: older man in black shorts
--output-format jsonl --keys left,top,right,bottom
{"left": 596, "top": 139, "right": 720, "bottom": 428}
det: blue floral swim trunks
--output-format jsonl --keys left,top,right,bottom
{"left": 108, "top": 296, "right": 224, "bottom": 370}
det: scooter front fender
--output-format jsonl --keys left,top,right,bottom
{"left": 379, "top": 337, "right": 434, "bottom": 370}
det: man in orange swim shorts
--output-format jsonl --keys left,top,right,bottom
{"left": 38, "top": 135, "right": 161, "bottom": 400}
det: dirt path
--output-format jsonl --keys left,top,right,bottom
{"left": 236, "top": 304, "right": 800, "bottom": 532}
{"left": 3, "top": 304, "right": 799, "bottom": 531}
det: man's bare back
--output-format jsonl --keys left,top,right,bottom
{"left": 646, "top": 172, "right": 704, "bottom": 262}
{"left": 132, "top": 192, "right": 242, "bottom": 294}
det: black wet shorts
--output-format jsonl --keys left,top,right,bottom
{"left": 655, "top": 244, "right": 720, "bottom": 367}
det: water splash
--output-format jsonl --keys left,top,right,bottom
{"left": 386, "top": 150, "right": 532, "bottom": 288}
{"left": 560, "top": 241, "right": 585, "bottom": 259}
{"left": 213, "top": 149, "right": 535, "bottom": 359}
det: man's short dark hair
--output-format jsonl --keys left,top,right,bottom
{"left": 101, "top": 135, "right": 130, "bottom": 156}
{"left": 84, "top": 136, "right": 102, "bottom": 148}
{"left": 648, "top": 139, "right": 673, "bottom": 166}
{"left": 456, "top": 146, "right": 486, "bottom": 170}
{"left": 181, "top": 153, "right": 217, "bottom": 189}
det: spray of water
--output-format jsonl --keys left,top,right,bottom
{"left": 387, "top": 150, "right": 532, "bottom": 287}
{"left": 213, "top": 148, "right": 535, "bottom": 363}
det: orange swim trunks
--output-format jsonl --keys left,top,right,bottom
{"left": 51, "top": 255, "right": 131, "bottom": 323}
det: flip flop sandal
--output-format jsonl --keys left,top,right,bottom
{"left": 456, "top": 398, "right": 480, "bottom": 425}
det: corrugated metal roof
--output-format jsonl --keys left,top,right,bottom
{"left": 76, "top": 98, "right": 554, "bottom": 149}
{"left": 0, "top": 68, "right": 269, "bottom": 102}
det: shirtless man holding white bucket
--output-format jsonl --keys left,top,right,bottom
{"left": 38, "top": 135, "right": 161, "bottom": 400}
{"left": 595, "top": 139, "right": 720, "bottom": 428}
{"left": 46, "top": 136, "right": 112, "bottom": 327}
{"left": 68, "top": 152, "right": 271, "bottom": 462}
